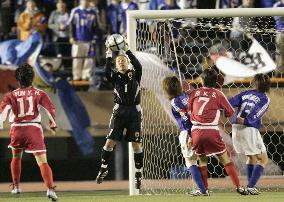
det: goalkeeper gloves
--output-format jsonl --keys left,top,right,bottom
{"left": 105, "top": 40, "right": 112, "bottom": 58}
{"left": 123, "top": 37, "right": 130, "bottom": 52}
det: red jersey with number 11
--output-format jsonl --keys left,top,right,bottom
{"left": 0, "top": 87, "right": 56, "bottom": 129}
{"left": 188, "top": 87, "right": 234, "bottom": 126}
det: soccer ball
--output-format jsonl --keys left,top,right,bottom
{"left": 106, "top": 34, "right": 126, "bottom": 51}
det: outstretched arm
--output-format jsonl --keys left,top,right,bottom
{"left": 40, "top": 93, "right": 57, "bottom": 130}
{"left": 123, "top": 43, "right": 142, "bottom": 83}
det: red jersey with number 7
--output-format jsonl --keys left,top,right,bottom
{"left": 0, "top": 87, "right": 56, "bottom": 129}
{"left": 188, "top": 87, "right": 234, "bottom": 126}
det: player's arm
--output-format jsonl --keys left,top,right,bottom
{"left": 105, "top": 44, "right": 115, "bottom": 83}
{"left": 0, "top": 95, "right": 12, "bottom": 129}
{"left": 39, "top": 93, "right": 57, "bottom": 132}
{"left": 123, "top": 44, "right": 142, "bottom": 83}
{"left": 218, "top": 91, "right": 235, "bottom": 117}
{"left": 243, "top": 98, "right": 270, "bottom": 126}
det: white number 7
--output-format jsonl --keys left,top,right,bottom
{"left": 197, "top": 97, "right": 210, "bottom": 115}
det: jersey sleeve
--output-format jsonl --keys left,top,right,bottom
{"left": 39, "top": 92, "right": 57, "bottom": 128}
{"left": 171, "top": 97, "right": 187, "bottom": 113}
{"left": 244, "top": 97, "right": 270, "bottom": 126}
{"left": 105, "top": 57, "right": 116, "bottom": 83}
{"left": 0, "top": 94, "right": 12, "bottom": 129}
{"left": 218, "top": 91, "right": 235, "bottom": 117}
{"left": 126, "top": 50, "right": 142, "bottom": 83}
{"left": 229, "top": 92, "right": 243, "bottom": 108}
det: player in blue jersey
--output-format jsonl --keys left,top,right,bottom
{"left": 229, "top": 74, "right": 271, "bottom": 195}
{"left": 162, "top": 76, "right": 208, "bottom": 196}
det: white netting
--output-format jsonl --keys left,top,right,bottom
{"left": 133, "top": 14, "right": 284, "bottom": 194}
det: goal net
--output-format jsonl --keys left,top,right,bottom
{"left": 127, "top": 8, "right": 284, "bottom": 195}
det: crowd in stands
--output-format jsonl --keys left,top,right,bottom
{"left": 0, "top": 0, "right": 283, "bottom": 83}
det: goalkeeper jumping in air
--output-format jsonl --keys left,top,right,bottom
{"left": 162, "top": 76, "right": 208, "bottom": 196}
{"left": 96, "top": 37, "right": 143, "bottom": 190}
{"left": 229, "top": 74, "right": 271, "bottom": 195}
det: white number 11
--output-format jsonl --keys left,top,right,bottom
{"left": 17, "top": 96, "right": 34, "bottom": 117}
{"left": 197, "top": 97, "right": 210, "bottom": 115}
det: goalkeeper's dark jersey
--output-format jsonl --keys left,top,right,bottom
{"left": 105, "top": 50, "right": 142, "bottom": 106}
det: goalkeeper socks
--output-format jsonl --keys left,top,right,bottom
{"left": 39, "top": 163, "right": 54, "bottom": 189}
{"left": 11, "top": 158, "right": 21, "bottom": 186}
{"left": 246, "top": 164, "right": 254, "bottom": 183}
{"left": 224, "top": 162, "right": 240, "bottom": 187}
{"left": 101, "top": 148, "right": 113, "bottom": 168}
{"left": 134, "top": 151, "right": 143, "bottom": 170}
{"left": 248, "top": 164, "right": 264, "bottom": 188}
{"left": 199, "top": 166, "right": 208, "bottom": 190}
{"left": 189, "top": 165, "right": 206, "bottom": 193}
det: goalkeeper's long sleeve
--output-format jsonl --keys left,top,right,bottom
{"left": 126, "top": 50, "right": 142, "bottom": 84}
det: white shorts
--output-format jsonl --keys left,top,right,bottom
{"left": 232, "top": 124, "right": 266, "bottom": 155}
{"left": 179, "top": 130, "right": 195, "bottom": 158}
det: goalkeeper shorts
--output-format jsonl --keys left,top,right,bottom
{"left": 107, "top": 104, "right": 142, "bottom": 143}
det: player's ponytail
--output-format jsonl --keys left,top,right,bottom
{"left": 15, "top": 63, "right": 35, "bottom": 88}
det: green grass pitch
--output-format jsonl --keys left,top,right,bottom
{"left": 0, "top": 190, "right": 283, "bottom": 202}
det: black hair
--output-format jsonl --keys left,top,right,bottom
{"left": 253, "top": 73, "right": 271, "bottom": 93}
{"left": 200, "top": 68, "right": 218, "bottom": 88}
{"left": 15, "top": 63, "right": 35, "bottom": 88}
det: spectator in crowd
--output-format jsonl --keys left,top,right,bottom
{"left": 220, "top": 0, "right": 241, "bottom": 8}
{"left": 17, "top": 0, "right": 47, "bottom": 40}
{"left": 69, "top": 0, "right": 98, "bottom": 81}
{"left": 274, "top": 0, "right": 284, "bottom": 76}
{"left": 48, "top": 0, "right": 70, "bottom": 67}
{"left": 160, "top": 0, "right": 180, "bottom": 10}
{"left": 119, "top": 0, "right": 139, "bottom": 35}
{"left": 259, "top": 0, "right": 277, "bottom": 8}
{"left": 107, "top": 0, "right": 121, "bottom": 34}
{"left": 149, "top": 0, "right": 164, "bottom": 10}
{"left": 230, "top": 0, "right": 255, "bottom": 41}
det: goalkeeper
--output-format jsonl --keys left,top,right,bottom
{"left": 162, "top": 76, "right": 208, "bottom": 196}
{"left": 96, "top": 37, "right": 143, "bottom": 190}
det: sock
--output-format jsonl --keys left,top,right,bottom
{"left": 224, "top": 162, "right": 240, "bottom": 188}
{"left": 134, "top": 151, "right": 143, "bottom": 172}
{"left": 11, "top": 158, "right": 21, "bottom": 186}
{"left": 101, "top": 148, "right": 113, "bottom": 169}
{"left": 246, "top": 164, "right": 254, "bottom": 183}
{"left": 199, "top": 166, "right": 208, "bottom": 190}
{"left": 248, "top": 164, "right": 264, "bottom": 188}
{"left": 39, "top": 163, "right": 54, "bottom": 189}
{"left": 189, "top": 165, "right": 206, "bottom": 193}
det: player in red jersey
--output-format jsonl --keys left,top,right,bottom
{"left": 188, "top": 68, "right": 248, "bottom": 195}
{"left": 0, "top": 63, "right": 58, "bottom": 201}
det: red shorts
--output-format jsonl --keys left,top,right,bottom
{"left": 8, "top": 123, "right": 46, "bottom": 153}
{"left": 191, "top": 128, "right": 226, "bottom": 156}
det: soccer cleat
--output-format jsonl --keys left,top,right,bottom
{"left": 135, "top": 172, "right": 142, "bottom": 189}
{"left": 247, "top": 187, "right": 261, "bottom": 195}
{"left": 236, "top": 186, "right": 249, "bottom": 195}
{"left": 189, "top": 190, "right": 210, "bottom": 196}
{"left": 47, "top": 188, "right": 58, "bottom": 201}
{"left": 10, "top": 184, "right": 21, "bottom": 194}
{"left": 96, "top": 168, "right": 109, "bottom": 184}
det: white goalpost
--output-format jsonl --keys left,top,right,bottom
{"left": 127, "top": 8, "right": 284, "bottom": 195}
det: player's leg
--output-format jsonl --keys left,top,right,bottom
{"left": 178, "top": 131, "right": 207, "bottom": 195}
{"left": 246, "top": 155, "right": 257, "bottom": 184}
{"left": 10, "top": 149, "right": 23, "bottom": 194}
{"left": 198, "top": 155, "right": 209, "bottom": 192}
{"left": 247, "top": 152, "right": 268, "bottom": 195}
{"left": 132, "top": 141, "right": 143, "bottom": 189}
{"left": 34, "top": 152, "right": 58, "bottom": 201}
{"left": 218, "top": 151, "right": 248, "bottom": 195}
{"left": 96, "top": 138, "right": 118, "bottom": 184}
